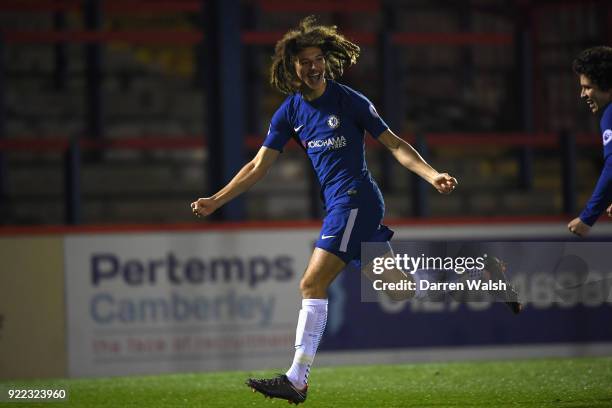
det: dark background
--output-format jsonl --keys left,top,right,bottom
{"left": 0, "top": 0, "right": 610, "bottom": 225}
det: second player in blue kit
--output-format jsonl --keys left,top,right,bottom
{"left": 567, "top": 46, "right": 612, "bottom": 236}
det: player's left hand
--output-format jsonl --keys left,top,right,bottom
{"left": 567, "top": 217, "right": 590, "bottom": 237}
{"left": 607, "top": 203, "right": 612, "bottom": 217}
{"left": 432, "top": 173, "right": 458, "bottom": 194}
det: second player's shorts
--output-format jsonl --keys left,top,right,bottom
{"left": 315, "top": 179, "right": 394, "bottom": 264}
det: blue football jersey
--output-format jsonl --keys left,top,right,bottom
{"left": 579, "top": 102, "right": 612, "bottom": 225}
{"left": 601, "top": 102, "right": 612, "bottom": 160}
{"left": 263, "top": 80, "right": 389, "bottom": 209}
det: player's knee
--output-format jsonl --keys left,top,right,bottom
{"left": 300, "top": 276, "right": 326, "bottom": 298}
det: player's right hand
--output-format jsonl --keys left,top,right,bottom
{"left": 607, "top": 203, "right": 612, "bottom": 217}
{"left": 191, "top": 197, "right": 219, "bottom": 217}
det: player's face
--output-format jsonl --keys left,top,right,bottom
{"left": 294, "top": 47, "right": 326, "bottom": 97}
{"left": 579, "top": 74, "right": 612, "bottom": 114}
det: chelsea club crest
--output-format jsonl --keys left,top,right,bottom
{"left": 327, "top": 115, "right": 340, "bottom": 129}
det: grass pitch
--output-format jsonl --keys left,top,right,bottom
{"left": 2, "top": 357, "right": 611, "bottom": 407}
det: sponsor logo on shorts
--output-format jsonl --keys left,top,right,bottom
{"left": 321, "top": 234, "right": 336, "bottom": 239}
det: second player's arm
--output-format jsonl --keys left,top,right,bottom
{"left": 191, "top": 146, "right": 279, "bottom": 216}
{"left": 377, "top": 129, "right": 457, "bottom": 193}
{"left": 568, "top": 159, "right": 612, "bottom": 236}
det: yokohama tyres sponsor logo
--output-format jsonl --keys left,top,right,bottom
{"left": 307, "top": 135, "right": 347, "bottom": 150}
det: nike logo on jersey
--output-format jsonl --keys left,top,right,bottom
{"left": 321, "top": 234, "right": 336, "bottom": 239}
{"left": 603, "top": 129, "right": 611, "bottom": 146}
{"left": 294, "top": 124, "right": 304, "bottom": 133}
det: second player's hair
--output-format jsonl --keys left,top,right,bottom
{"left": 572, "top": 46, "right": 612, "bottom": 91}
{"left": 270, "top": 16, "right": 360, "bottom": 94}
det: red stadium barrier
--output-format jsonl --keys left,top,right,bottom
{"left": 257, "top": 0, "right": 380, "bottom": 13}
{"left": 0, "top": 214, "right": 587, "bottom": 236}
{"left": 0, "top": 0, "right": 513, "bottom": 47}
{"left": 0, "top": 133, "right": 600, "bottom": 153}
{"left": 259, "top": 132, "right": 602, "bottom": 149}
{"left": 0, "top": 137, "right": 203, "bottom": 152}
{"left": 2, "top": 29, "right": 513, "bottom": 47}
{"left": 392, "top": 32, "right": 512, "bottom": 46}
{"left": 0, "top": 0, "right": 384, "bottom": 14}
{"left": 0, "top": 0, "right": 202, "bottom": 14}
{"left": 2, "top": 30, "right": 203, "bottom": 45}
{"left": 241, "top": 31, "right": 285, "bottom": 46}
{"left": 531, "top": 0, "right": 604, "bottom": 13}
{"left": 2, "top": 0, "right": 595, "bottom": 16}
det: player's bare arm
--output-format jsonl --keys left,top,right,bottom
{"left": 377, "top": 129, "right": 458, "bottom": 194}
{"left": 191, "top": 146, "right": 280, "bottom": 217}
{"left": 570, "top": 47, "right": 612, "bottom": 234}
{"left": 567, "top": 217, "right": 591, "bottom": 237}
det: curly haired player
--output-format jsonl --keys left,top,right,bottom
{"left": 191, "top": 16, "right": 458, "bottom": 404}
{"left": 567, "top": 46, "right": 612, "bottom": 237}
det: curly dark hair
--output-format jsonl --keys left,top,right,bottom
{"left": 572, "top": 46, "right": 612, "bottom": 91}
{"left": 270, "top": 16, "right": 360, "bottom": 94}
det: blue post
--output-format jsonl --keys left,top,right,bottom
{"left": 379, "top": 5, "right": 400, "bottom": 195}
{"left": 412, "top": 133, "right": 430, "bottom": 217}
{"left": 516, "top": 6, "right": 534, "bottom": 190}
{"left": 84, "top": 0, "right": 103, "bottom": 141}
{"left": 202, "top": 0, "right": 221, "bottom": 222}
{"left": 54, "top": 8, "right": 68, "bottom": 90}
{"left": 64, "top": 139, "right": 82, "bottom": 224}
{"left": 560, "top": 131, "right": 577, "bottom": 215}
{"left": 244, "top": 3, "right": 262, "bottom": 140}
{"left": 204, "top": 0, "right": 245, "bottom": 221}
{"left": 0, "top": 33, "right": 6, "bottom": 222}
